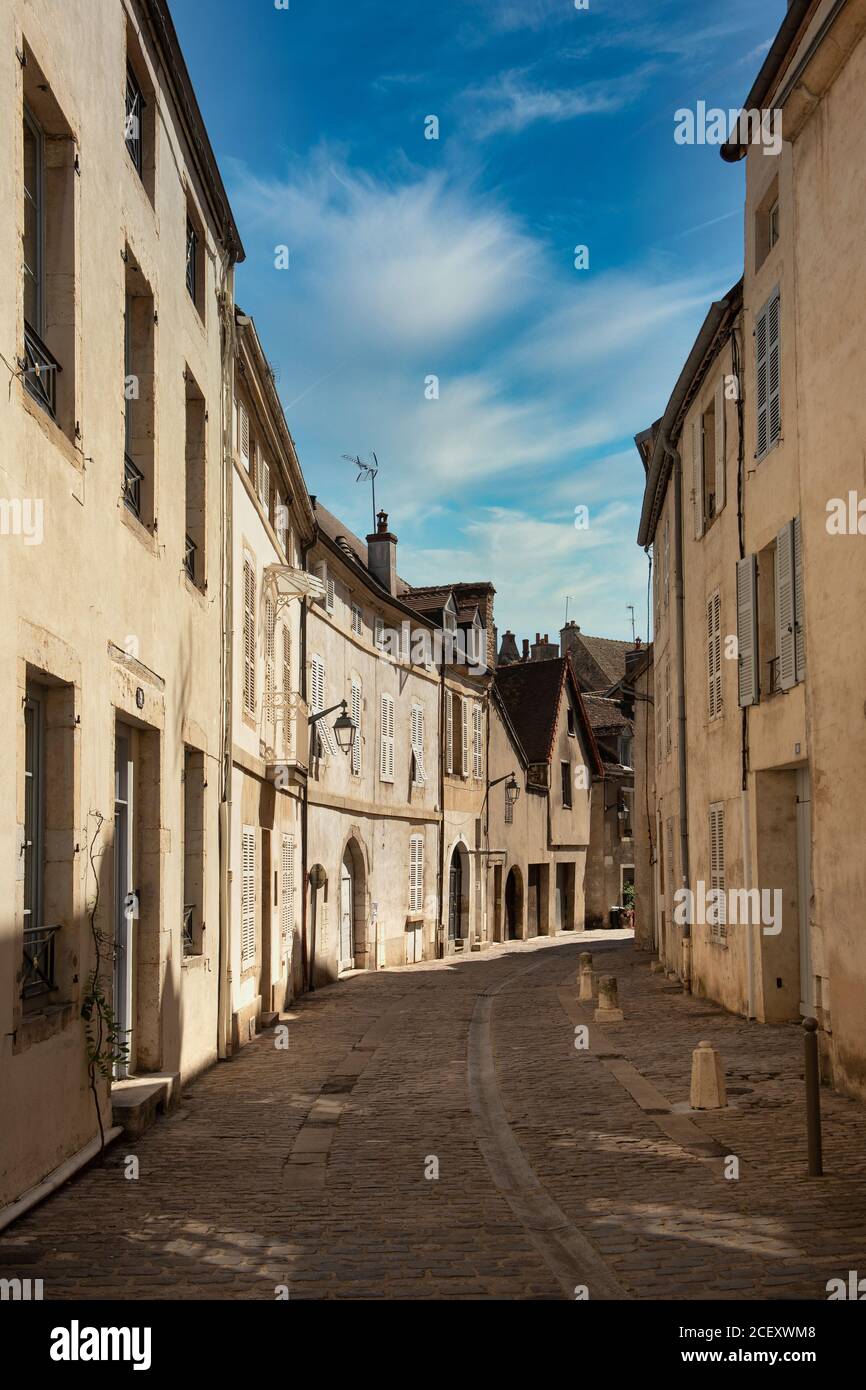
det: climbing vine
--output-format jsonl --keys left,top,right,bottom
{"left": 80, "top": 810, "right": 129, "bottom": 1153}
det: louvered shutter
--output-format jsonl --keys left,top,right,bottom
{"left": 472, "top": 705, "right": 483, "bottom": 779}
{"left": 692, "top": 418, "right": 703, "bottom": 539}
{"left": 411, "top": 704, "right": 426, "bottom": 783}
{"left": 793, "top": 515, "right": 805, "bottom": 683}
{"left": 351, "top": 678, "right": 361, "bottom": 775}
{"left": 736, "top": 555, "right": 758, "bottom": 706}
{"left": 713, "top": 592, "right": 722, "bottom": 716}
{"left": 461, "top": 698, "right": 469, "bottom": 776}
{"left": 409, "top": 835, "right": 423, "bottom": 913}
{"left": 282, "top": 625, "right": 292, "bottom": 755}
{"left": 775, "top": 520, "right": 796, "bottom": 690}
{"left": 445, "top": 691, "right": 453, "bottom": 774}
{"left": 767, "top": 291, "right": 781, "bottom": 451}
{"left": 664, "top": 518, "right": 670, "bottom": 607}
{"left": 380, "top": 693, "right": 394, "bottom": 781}
{"left": 239, "top": 403, "right": 250, "bottom": 472}
{"left": 241, "top": 826, "right": 256, "bottom": 965}
{"left": 756, "top": 301, "right": 768, "bottom": 458}
{"left": 715, "top": 376, "right": 726, "bottom": 512}
{"left": 264, "top": 597, "right": 275, "bottom": 727}
{"left": 259, "top": 455, "right": 270, "bottom": 513}
{"left": 281, "top": 834, "right": 294, "bottom": 943}
{"left": 232, "top": 396, "right": 238, "bottom": 456}
{"left": 311, "top": 656, "right": 335, "bottom": 756}
{"left": 243, "top": 557, "right": 256, "bottom": 715}
{"left": 709, "top": 804, "right": 727, "bottom": 942}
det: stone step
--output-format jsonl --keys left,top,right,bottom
{"left": 111, "top": 1074, "right": 178, "bottom": 1137}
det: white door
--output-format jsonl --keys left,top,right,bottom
{"left": 114, "top": 729, "right": 134, "bottom": 1077}
{"left": 340, "top": 854, "right": 354, "bottom": 971}
{"left": 796, "top": 767, "right": 814, "bottom": 1016}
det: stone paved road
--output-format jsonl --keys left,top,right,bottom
{"left": 3, "top": 934, "right": 866, "bottom": 1300}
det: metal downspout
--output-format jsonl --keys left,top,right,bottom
{"left": 664, "top": 432, "right": 692, "bottom": 991}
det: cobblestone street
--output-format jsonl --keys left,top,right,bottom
{"left": 4, "top": 934, "right": 866, "bottom": 1301}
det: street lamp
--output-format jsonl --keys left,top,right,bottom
{"left": 505, "top": 774, "right": 520, "bottom": 807}
{"left": 308, "top": 700, "right": 357, "bottom": 757}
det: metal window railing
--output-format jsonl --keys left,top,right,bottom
{"left": 125, "top": 67, "right": 143, "bottom": 175}
{"left": 186, "top": 220, "right": 197, "bottom": 301}
{"left": 768, "top": 656, "right": 781, "bottom": 694}
{"left": 21, "top": 321, "right": 61, "bottom": 419}
{"left": 123, "top": 454, "right": 144, "bottom": 519}
{"left": 184, "top": 533, "right": 197, "bottom": 583}
{"left": 22, "top": 924, "right": 60, "bottom": 998}
{"left": 182, "top": 904, "right": 196, "bottom": 955}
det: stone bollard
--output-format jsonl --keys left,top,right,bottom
{"left": 689, "top": 1040, "right": 727, "bottom": 1110}
{"left": 579, "top": 965, "right": 594, "bottom": 1002}
{"left": 594, "top": 975, "right": 624, "bottom": 1023}
{"left": 579, "top": 951, "right": 593, "bottom": 971}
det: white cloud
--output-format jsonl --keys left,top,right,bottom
{"left": 463, "top": 68, "right": 643, "bottom": 138}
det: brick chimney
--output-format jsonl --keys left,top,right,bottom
{"left": 560, "top": 620, "right": 580, "bottom": 657}
{"left": 366, "top": 510, "right": 398, "bottom": 596}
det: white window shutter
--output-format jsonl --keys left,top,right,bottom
{"left": 715, "top": 376, "right": 726, "bottom": 512}
{"left": 775, "top": 520, "right": 796, "bottom": 690}
{"left": 240, "top": 403, "right": 250, "bottom": 472}
{"left": 793, "top": 515, "right": 806, "bottom": 683}
{"left": 241, "top": 826, "right": 256, "bottom": 965}
{"left": 709, "top": 804, "right": 727, "bottom": 942}
{"left": 767, "top": 291, "right": 781, "bottom": 450}
{"left": 380, "top": 693, "right": 394, "bottom": 781}
{"left": 472, "top": 705, "right": 483, "bottom": 779}
{"left": 243, "top": 557, "right": 256, "bottom": 715}
{"left": 445, "top": 691, "right": 453, "bottom": 774}
{"left": 736, "top": 555, "right": 758, "bottom": 707}
{"left": 461, "top": 698, "right": 469, "bottom": 776}
{"left": 692, "top": 418, "right": 703, "bottom": 539}
{"left": 311, "top": 656, "right": 335, "bottom": 755}
{"left": 259, "top": 456, "right": 270, "bottom": 511}
{"left": 351, "top": 678, "right": 361, "bottom": 775}
{"left": 281, "top": 834, "right": 294, "bottom": 943}
{"left": 409, "top": 834, "right": 424, "bottom": 913}
{"left": 282, "top": 625, "right": 292, "bottom": 754}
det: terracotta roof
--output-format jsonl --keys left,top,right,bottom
{"left": 565, "top": 632, "right": 633, "bottom": 690}
{"left": 493, "top": 656, "right": 603, "bottom": 776}
{"left": 313, "top": 501, "right": 411, "bottom": 595}
{"left": 582, "top": 695, "right": 632, "bottom": 734}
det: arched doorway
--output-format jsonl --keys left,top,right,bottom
{"left": 447, "top": 842, "right": 470, "bottom": 943}
{"left": 505, "top": 866, "right": 523, "bottom": 940}
{"left": 339, "top": 836, "right": 368, "bottom": 972}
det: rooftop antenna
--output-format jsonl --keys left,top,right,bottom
{"left": 627, "top": 603, "right": 636, "bottom": 644}
{"left": 564, "top": 595, "right": 571, "bottom": 627}
{"left": 344, "top": 452, "right": 380, "bottom": 533}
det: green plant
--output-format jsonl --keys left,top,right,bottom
{"left": 80, "top": 811, "right": 129, "bottom": 1153}
{"left": 622, "top": 881, "right": 636, "bottom": 910}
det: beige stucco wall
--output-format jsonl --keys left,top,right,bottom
{"left": 0, "top": 0, "right": 230, "bottom": 1205}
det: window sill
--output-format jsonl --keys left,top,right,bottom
{"left": 12, "top": 999, "right": 76, "bottom": 1054}
{"left": 18, "top": 381, "right": 81, "bottom": 470}
{"left": 120, "top": 502, "right": 158, "bottom": 554}
{"left": 182, "top": 952, "right": 208, "bottom": 971}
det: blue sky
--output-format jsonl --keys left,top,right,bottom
{"left": 172, "top": 0, "right": 784, "bottom": 646}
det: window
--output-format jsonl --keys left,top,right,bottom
{"left": 561, "top": 760, "right": 572, "bottom": 809}
{"left": 472, "top": 704, "right": 483, "bottom": 780}
{"left": 241, "top": 826, "right": 256, "bottom": 967}
{"left": 409, "top": 834, "right": 424, "bottom": 913}
{"left": 237, "top": 399, "right": 251, "bottom": 473}
{"left": 755, "top": 180, "right": 780, "bottom": 270}
{"left": 182, "top": 748, "right": 205, "bottom": 955}
{"left": 567, "top": 706, "right": 575, "bottom": 737}
{"left": 351, "top": 602, "right": 363, "bottom": 637}
{"left": 125, "top": 63, "right": 144, "bottom": 175}
{"left": 374, "top": 615, "right": 385, "bottom": 650}
{"left": 411, "top": 704, "right": 426, "bottom": 785}
{"left": 619, "top": 788, "right": 634, "bottom": 840}
{"left": 123, "top": 254, "right": 155, "bottom": 526}
{"left": 184, "top": 369, "right": 206, "bottom": 588}
{"left": 350, "top": 678, "right": 362, "bottom": 776}
{"left": 379, "top": 693, "right": 395, "bottom": 782}
{"left": 242, "top": 555, "right": 256, "bottom": 716}
{"left": 281, "top": 834, "right": 295, "bottom": 945}
{"left": 311, "top": 656, "right": 335, "bottom": 756}
{"left": 185, "top": 216, "right": 198, "bottom": 302}
{"left": 706, "top": 590, "right": 722, "bottom": 719}
{"left": 666, "top": 818, "right": 676, "bottom": 909}
{"left": 256, "top": 446, "right": 271, "bottom": 518}
{"left": 185, "top": 201, "right": 207, "bottom": 317}
{"left": 769, "top": 199, "right": 779, "bottom": 250}
{"left": 663, "top": 518, "right": 670, "bottom": 609}
{"left": 23, "top": 690, "right": 45, "bottom": 974}
{"left": 275, "top": 492, "right": 289, "bottom": 557}
{"left": 756, "top": 288, "right": 781, "bottom": 460}
{"left": 316, "top": 562, "right": 334, "bottom": 615}
{"left": 708, "top": 803, "right": 727, "bottom": 944}
{"left": 20, "top": 54, "right": 77, "bottom": 437}
{"left": 461, "top": 698, "right": 470, "bottom": 777}
{"left": 618, "top": 734, "right": 633, "bottom": 768}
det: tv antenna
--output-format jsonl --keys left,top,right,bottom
{"left": 627, "top": 603, "right": 636, "bottom": 644}
{"left": 344, "top": 452, "right": 380, "bottom": 533}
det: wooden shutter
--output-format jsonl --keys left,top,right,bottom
{"left": 445, "top": 691, "right": 453, "bottom": 774}
{"left": 239, "top": 403, "right": 250, "bottom": 472}
{"left": 461, "top": 698, "right": 469, "bottom": 776}
{"left": 380, "top": 693, "right": 394, "bottom": 781}
{"left": 472, "top": 704, "right": 483, "bottom": 779}
{"left": 411, "top": 704, "right": 426, "bottom": 783}
{"left": 706, "top": 592, "right": 722, "bottom": 718}
{"left": 709, "top": 804, "right": 727, "bottom": 942}
{"left": 243, "top": 556, "right": 256, "bottom": 715}
{"left": 692, "top": 418, "right": 703, "bottom": 539}
{"left": 281, "top": 833, "right": 294, "bottom": 943}
{"left": 736, "top": 555, "right": 758, "bottom": 707}
{"left": 664, "top": 518, "right": 670, "bottom": 607}
{"left": 264, "top": 596, "right": 275, "bottom": 725}
{"left": 351, "top": 678, "right": 361, "bottom": 775}
{"left": 665, "top": 661, "right": 671, "bottom": 755}
{"left": 767, "top": 291, "right": 781, "bottom": 450}
{"left": 775, "top": 520, "right": 796, "bottom": 690}
{"left": 258, "top": 455, "right": 270, "bottom": 512}
{"left": 409, "top": 834, "right": 423, "bottom": 913}
{"left": 715, "top": 376, "right": 726, "bottom": 512}
{"left": 282, "top": 625, "right": 292, "bottom": 754}
{"left": 793, "top": 515, "right": 805, "bottom": 683}
{"left": 241, "top": 826, "right": 256, "bottom": 965}
{"left": 311, "top": 656, "right": 335, "bottom": 755}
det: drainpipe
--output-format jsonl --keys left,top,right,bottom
{"left": 436, "top": 645, "right": 446, "bottom": 958}
{"left": 300, "top": 535, "right": 313, "bottom": 991}
{"left": 663, "top": 431, "right": 692, "bottom": 992}
{"left": 217, "top": 271, "right": 236, "bottom": 1061}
